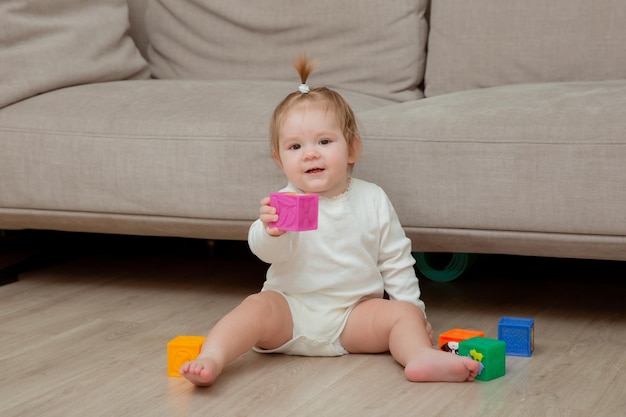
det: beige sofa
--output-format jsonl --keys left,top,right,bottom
{"left": 2, "top": 0, "right": 626, "bottom": 268}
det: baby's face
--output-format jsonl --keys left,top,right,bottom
{"left": 273, "top": 102, "right": 356, "bottom": 198}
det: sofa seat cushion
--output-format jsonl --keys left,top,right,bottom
{"left": 145, "top": 0, "right": 428, "bottom": 102}
{"left": 0, "top": 0, "right": 150, "bottom": 109}
{"left": 356, "top": 80, "right": 626, "bottom": 242}
{"left": 0, "top": 80, "right": 391, "bottom": 238}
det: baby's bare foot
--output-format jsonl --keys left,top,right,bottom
{"left": 404, "top": 348, "right": 482, "bottom": 382}
{"left": 179, "top": 357, "right": 222, "bottom": 387}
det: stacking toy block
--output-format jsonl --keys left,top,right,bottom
{"left": 498, "top": 316, "right": 535, "bottom": 356}
{"left": 269, "top": 192, "right": 319, "bottom": 231}
{"left": 458, "top": 337, "right": 506, "bottom": 381}
{"left": 167, "top": 335, "right": 206, "bottom": 377}
{"left": 439, "top": 328, "right": 485, "bottom": 353}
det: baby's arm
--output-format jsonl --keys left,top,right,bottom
{"left": 248, "top": 197, "right": 292, "bottom": 264}
{"left": 377, "top": 198, "right": 424, "bottom": 305}
{"left": 376, "top": 195, "right": 433, "bottom": 345}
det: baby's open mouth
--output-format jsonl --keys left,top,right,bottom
{"left": 306, "top": 168, "right": 324, "bottom": 174}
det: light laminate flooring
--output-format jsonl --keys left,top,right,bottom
{"left": 0, "top": 233, "right": 624, "bottom": 417}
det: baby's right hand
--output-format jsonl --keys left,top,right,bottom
{"left": 259, "top": 196, "right": 286, "bottom": 237}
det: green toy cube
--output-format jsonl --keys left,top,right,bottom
{"left": 458, "top": 337, "right": 506, "bottom": 381}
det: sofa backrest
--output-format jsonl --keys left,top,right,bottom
{"left": 127, "top": 0, "right": 626, "bottom": 100}
{"left": 0, "top": 0, "right": 150, "bottom": 109}
{"left": 127, "top": 0, "right": 150, "bottom": 58}
{"left": 424, "top": 0, "right": 626, "bottom": 97}
{"left": 128, "top": 0, "right": 429, "bottom": 102}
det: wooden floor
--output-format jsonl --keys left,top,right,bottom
{"left": 0, "top": 233, "right": 624, "bottom": 417}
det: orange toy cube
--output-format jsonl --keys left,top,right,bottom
{"left": 167, "top": 335, "right": 206, "bottom": 377}
{"left": 438, "top": 328, "right": 485, "bottom": 354}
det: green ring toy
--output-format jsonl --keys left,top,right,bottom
{"left": 412, "top": 252, "right": 477, "bottom": 282}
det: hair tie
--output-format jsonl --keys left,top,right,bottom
{"left": 298, "top": 83, "right": 310, "bottom": 94}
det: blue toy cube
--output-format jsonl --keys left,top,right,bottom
{"left": 498, "top": 316, "right": 534, "bottom": 356}
{"left": 458, "top": 337, "right": 506, "bottom": 381}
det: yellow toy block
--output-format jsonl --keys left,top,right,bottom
{"left": 167, "top": 335, "right": 206, "bottom": 377}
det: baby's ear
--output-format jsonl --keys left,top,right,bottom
{"left": 272, "top": 151, "right": 283, "bottom": 168}
{"left": 349, "top": 136, "right": 362, "bottom": 163}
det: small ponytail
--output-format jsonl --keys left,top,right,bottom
{"left": 293, "top": 54, "right": 318, "bottom": 94}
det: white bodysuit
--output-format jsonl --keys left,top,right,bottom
{"left": 248, "top": 178, "right": 425, "bottom": 356}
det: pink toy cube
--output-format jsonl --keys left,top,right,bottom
{"left": 269, "top": 192, "right": 319, "bottom": 231}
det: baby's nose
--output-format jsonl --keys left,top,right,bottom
{"left": 303, "top": 148, "right": 319, "bottom": 159}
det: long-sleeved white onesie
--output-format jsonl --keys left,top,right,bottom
{"left": 248, "top": 178, "right": 425, "bottom": 356}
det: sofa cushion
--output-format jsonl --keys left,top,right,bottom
{"left": 425, "top": 0, "right": 626, "bottom": 97}
{"left": 0, "top": 0, "right": 150, "bottom": 109}
{"left": 145, "top": 0, "right": 428, "bottom": 102}
{"left": 356, "top": 80, "right": 626, "bottom": 240}
{"left": 0, "top": 80, "right": 392, "bottom": 238}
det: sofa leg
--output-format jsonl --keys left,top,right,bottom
{"left": 0, "top": 230, "right": 64, "bottom": 286}
{"left": 0, "top": 255, "right": 29, "bottom": 285}
{"left": 0, "top": 231, "right": 29, "bottom": 285}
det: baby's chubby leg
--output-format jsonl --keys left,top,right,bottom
{"left": 340, "top": 299, "right": 481, "bottom": 382}
{"left": 180, "top": 290, "right": 293, "bottom": 386}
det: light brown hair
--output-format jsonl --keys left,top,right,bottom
{"left": 269, "top": 54, "right": 361, "bottom": 166}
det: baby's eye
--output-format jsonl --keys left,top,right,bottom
{"left": 319, "top": 138, "right": 331, "bottom": 145}
{"left": 288, "top": 144, "right": 301, "bottom": 150}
